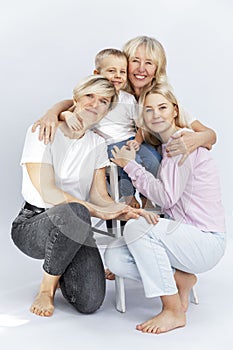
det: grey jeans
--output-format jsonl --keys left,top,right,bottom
{"left": 11, "top": 202, "right": 105, "bottom": 314}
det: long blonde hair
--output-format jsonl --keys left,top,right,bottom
{"left": 138, "top": 83, "right": 190, "bottom": 146}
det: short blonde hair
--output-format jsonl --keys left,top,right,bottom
{"left": 138, "top": 83, "right": 189, "bottom": 145}
{"left": 73, "top": 75, "right": 118, "bottom": 110}
{"left": 95, "top": 48, "right": 127, "bottom": 71}
{"left": 123, "top": 36, "right": 167, "bottom": 93}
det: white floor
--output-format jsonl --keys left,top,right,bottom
{"left": 1, "top": 226, "right": 233, "bottom": 350}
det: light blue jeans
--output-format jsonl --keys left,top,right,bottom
{"left": 105, "top": 217, "right": 226, "bottom": 297}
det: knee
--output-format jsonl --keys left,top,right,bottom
{"left": 52, "top": 202, "right": 91, "bottom": 225}
{"left": 74, "top": 294, "right": 105, "bottom": 314}
{"left": 50, "top": 203, "right": 92, "bottom": 244}
{"left": 104, "top": 245, "right": 119, "bottom": 273}
{"left": 61, "top": 280, "right": 105, "bottom": 314}
{"left": 143, "top": 157, "right": 160, "bottom": 175}
{"left": 104, "top": 240, "right": 128, "bottom": 276}
{"left": 123, "top": 217, "right": 152, "bottom": 246}
{"left": 67, "top": 202, "right": 91, "bottom": 224}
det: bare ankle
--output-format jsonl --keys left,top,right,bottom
{"left": 174, "top": 271, "right": 197, "bottom": 312}
{"left": 39, "top": 272, "right": 61, "bottom": 296}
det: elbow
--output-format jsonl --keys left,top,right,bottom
{"left": 207, "top": 128, "right": 217, "bottom": 149}
{"left": 41, "top": 189, "right": 64, "bottom": 206}
{"left": 161, "top": 195, "right": 178, "bottom": 209}
{"left": 207, "top": 126, "right": 217, "bottom": 144}
{"left": 212, "top": 129, "right": 217, "bottom": 145}
{"left": 162, "top": 201, "right": 174, "bottom": 210}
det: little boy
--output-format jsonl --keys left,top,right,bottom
{"left": 61, "top": 48, "right": 161, "bottom": 208}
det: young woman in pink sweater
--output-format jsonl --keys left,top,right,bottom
{"left": 105, "top": 83, "right": 226, "bottom": 334}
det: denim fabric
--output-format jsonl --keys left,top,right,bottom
{"left": 105, "top": 217, "right": 226, "bottom": 298}
{"left": 107, "top": 139, "right": 162, "bottom": 197}
{"left": 11, "top": 202, "right": 105, "bottom": 314}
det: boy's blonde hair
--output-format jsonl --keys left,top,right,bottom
{"left": 95, "top": 48, "right": 127, "bottom": 71}
{"left": 73, "top": 75, "right": 118, "bottom": 110}
{"left": 123, "top": 36, "right": 167, "bottom": 93}
{"left": 138, "top": 83, "right": 190, "bottom": 146}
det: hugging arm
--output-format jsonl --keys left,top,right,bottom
{"left": 191, "top": 120, "right": 216, "bottom": 149}
{"left": 166, "top": 120, "right": 216, "bottom": 165}
{"left": 60, "top": 110, "right": 83, "bottom": 131}
{"left": 31, "top": 99, "right": 73, "bottom": 144}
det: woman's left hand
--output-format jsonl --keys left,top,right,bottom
{"left": 62, "top": 111, "right": 84, "bottom": 131}
{"left": 127, "top": 139, "right": 141, "bottom": 151}
{"left": 111, "top": 145, "right": 136, "bottom": 168}
{"left": 134, "top": 209, "right": 160, "bottom": 225}
{"left": 166, "top": 130, "right": 199, "bottom": 165}
{"left": 90, "top": 202, "right": 132, "bottom": 221}
{"left": 116, "top": 207, "right": 160, "bottom": 225}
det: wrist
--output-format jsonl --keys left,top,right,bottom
{"left": 59, "top": 111, "right": 67, "bottom": 122}
{"left": 123, "top": 159, "right": 133, "bottom": 168}
{"left": 134, "top": 138, "right": 142, "bottom": 145}
{"left": 47, "top": 108, "right": 59, "bottom": 118}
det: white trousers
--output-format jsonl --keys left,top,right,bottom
{"left": 105, "top": 217, "right": 226, "bottom": 298}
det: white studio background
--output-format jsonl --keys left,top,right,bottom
{"left": 0, "top": 0, "right": 233, "bottom": 241}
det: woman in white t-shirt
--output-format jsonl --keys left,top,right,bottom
{"left": 11, "top": 75, "right": 158, "bottom": 318}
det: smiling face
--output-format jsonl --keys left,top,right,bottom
{"left": 143, "top": 93, "right": 178, "bottom": 143}
{"left": 75, "top": 93, "right": 111, "bottom": 129}
{"left": 128, "top": 45, "right": 157, "bottom": 98}
{"left": 95, "top": 55, "right": 127, "bottom": 92}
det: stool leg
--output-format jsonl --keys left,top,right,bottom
{"left": 115, "top": 276, "right": 126, "bottom": 313}
{"left": 111, "top": 218, "right": 126, "bottom": 312}
{"left": 109, "top": 163, "right": 120, "bottom": 202}
{"left": 109, "top": 163, "right": 126, "bottom": 313}
{"left": 190, "top": 286, "right": 199, "bottom": 304}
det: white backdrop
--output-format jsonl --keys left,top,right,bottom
{"left": 1, "top": 0, "right": 232, "bottom": 238}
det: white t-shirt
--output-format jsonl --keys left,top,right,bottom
{"left": 179, "top": 106, "right": 196, "bottom": 127}
{"left": 94, "top": 91, "right": 195, "bottom": 145}
{"left": 21, "top": 126, "right": 109, "bottom": 208}
{"left": 94, "top": 90, "right": 138, "bottom": 145}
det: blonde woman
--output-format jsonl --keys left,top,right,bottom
{"left": 32, "top": 36, "right": 216, "bottom": 167}
{"left": 59, "top": 48, "right": 162, "bottom": 209}
{"left": 105, "top": 83, "right": 226, "bottom": 334}
{"left": 122, "top": 36, "right": 216, "bottom": 164}
{"left": 11, "top": 75, "right": 158, "bottom": 318}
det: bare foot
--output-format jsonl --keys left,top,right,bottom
{"left": 140, "top": 197, "right": 154, "bottom": 209}
{"left": 30, "top": 291, "right": 55, "bottom": 317}
{"left": 175, "top": 270, "right": 197, "bottom": 312}
{"left": 136, "top": 308, "right": 186, "bottom": 334}
{"left": 30, "top": 271, "right": 60, "bottom": 317}
{"left": 123, "top": 196, "right": 140, "bottom": 208}
{"left": 105, "top": 268, "right": 115, "bottom": 280}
